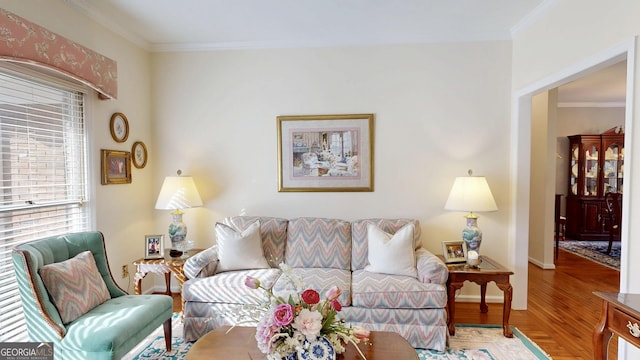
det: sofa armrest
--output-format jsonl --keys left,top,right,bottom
{"left": 415, "top": 248, "right": 448, "bottom": 284}
{"left": 184, "top": 246, "right": 219, "bottom": 279}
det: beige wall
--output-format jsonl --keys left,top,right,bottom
{"left": 0, "top": 1, "right": 155, "bottom": 292}
{"left": 529, "top": 90, "right": 557, "bottom": 267}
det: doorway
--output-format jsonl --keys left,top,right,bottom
{"left": 511, "top": 39, "right": 634, "bottom": 310}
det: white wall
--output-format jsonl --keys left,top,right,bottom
{"left": 512, "top": 0, "right": 639, "bottom": 357}
{"left": 0, "top": 1, "right": 155, "bottom": 292}
{"left": 150, "top": 43, "right": 514, "bottom": 298}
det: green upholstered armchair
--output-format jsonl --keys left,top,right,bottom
{"left": 12, "top": 231, "right": 173, "bottom": 360}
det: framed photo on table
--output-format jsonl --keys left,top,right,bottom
{"left": 277, "top": 114, "right": 374, "bottom": 192}
{"left": 442, "top": 241, "right": 468, "bottom": 263}
{"left": 144, "top": 235, "right": 164, "bottom": 259}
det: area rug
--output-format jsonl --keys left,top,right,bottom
{"left": 557, "top": 240, "right": 620, "bottom": 270}
{"left": 125, "top": 318, "right": 551, "bottom": 360}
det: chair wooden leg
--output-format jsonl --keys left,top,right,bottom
{"left": 607, "top": 232, "right": 613, "bottom": 255}
{"left": 163, "top": 317, "right": 172, "bottom": 351}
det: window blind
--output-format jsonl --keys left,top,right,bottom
{"left": 0, "top": 68, "right": 89, "bottom": 341}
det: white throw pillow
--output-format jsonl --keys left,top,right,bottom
{"left": 364, "top": 223, "right": 418, "bottom": 278}
{"left": 215, "top": 220, "right": 270, "bottom": 272}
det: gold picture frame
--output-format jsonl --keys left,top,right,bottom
{"left": 277, "top": 114, "right": 374, "bottom": 192}
{"left": 442, "top": 241, "right": 468, "bottom": 263}
{"left": 110, "top": 112, "right": 129, "bottom": 143}
{"left": 132, "top": 141, "right": 148, "bottom": 169}
{"left": 101, "top": 149, "right": 132, "bottom": 185}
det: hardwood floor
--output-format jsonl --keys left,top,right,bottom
{"left": 454, "top": 248, "right": 620, "bottom": 359}
{"left": 172, "top": 248, "right": 620, "bottom": 359}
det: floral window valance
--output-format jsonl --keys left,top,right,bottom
{"left": 0, "top": 8, "right": 117, "bottom": 99}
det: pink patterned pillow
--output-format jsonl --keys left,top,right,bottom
{"left": 39, "top": 251, "right": 111, "bottom": 324}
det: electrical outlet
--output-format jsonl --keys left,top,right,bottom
{"left": 121, "top": 265, "right": 129, "bottom": 278}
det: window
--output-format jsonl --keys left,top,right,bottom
{"left": 0, "top": 66, "right": 90, "bottom": 341}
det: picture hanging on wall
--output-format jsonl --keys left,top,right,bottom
{"left": 100, "top": 149, "right": 132, "bottom": 185}
{"left": 277, "top": 114, "right": 374, "bottom": 192}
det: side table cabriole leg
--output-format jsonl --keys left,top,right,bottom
{"left": 593, "top": 300, "right": 612, "bottom": 360}
{"left": 447, "top": 280, "right": 464, "bottom": 336}
{"left": 134, "top": 271, "right": 147, "bottom": 295}
{"left": 496, "top": 281, "right": 513, "bottom": 338}
{"left": 480, "top": 282, "right": 489, "bottom": 313}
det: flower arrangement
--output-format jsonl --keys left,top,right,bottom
{"left": 243, "top": 263, "right": 370, "bottom": 360}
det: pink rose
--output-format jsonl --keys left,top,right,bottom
{"left": 325, "top": 286, "right": 342, "bottom": 302}
{"left": 272, "top": 303, "right": 295, "bottom": 327}
{"left": 353, "top": 326, "right": 370, "bottom": 340}
{"left": 331, "top": 299, "right": 342, "bottom": 311}
{"left": 244, "top": 276, "right": 261, "bottom": 289}
{"left": 301, "top": 289, "right": 320, "bottom": 305}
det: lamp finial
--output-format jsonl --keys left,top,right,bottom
{"left": 467, "top": 169, "right": 473, "bottom": 176}
{"left": 176, "top": 169, "right": 182, "bottom": 176}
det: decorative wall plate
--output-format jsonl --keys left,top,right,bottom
{"left": 110, "top": 112, "right": 129, "bottom": 143}
{"left": 132, "top": 141, "right": 148, "bottom": 169}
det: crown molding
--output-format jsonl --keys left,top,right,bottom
{"left": 557, "top": 101, "right": 626, "bottom": 108}
{"left": 510, "top": 0, "right": 558, "bottom": 37}
{"left": 63, "top": 0, "right": 151, "bottom": 51}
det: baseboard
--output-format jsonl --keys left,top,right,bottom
{"left": 454, "top": 294, "right": 507, "bottom": 303}
{"left": 528, "top": 256, "right": 556, "bottom": 269}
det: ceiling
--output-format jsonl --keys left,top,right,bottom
{"left": 63, "top": 0, "right": 626, "bottom": 105}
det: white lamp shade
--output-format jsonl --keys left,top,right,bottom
{"left": 444, "top": 176, "right": 498, "bottom": 212}
{"left": 155, "top": 176, "right": 203, "bottom": 210}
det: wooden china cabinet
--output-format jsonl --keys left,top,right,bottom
{"left": 566, "top": 127, "right": 624, "bottom": 240}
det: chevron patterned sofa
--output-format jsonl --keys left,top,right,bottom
{"left": 181, "top": 216, "right": 449, "bottom": 351}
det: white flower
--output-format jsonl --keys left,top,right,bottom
{"left": 293, "top": 308, "right": 323, "bottom": 341}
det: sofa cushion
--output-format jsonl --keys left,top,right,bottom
{"left": 224, "top": 216, "right": 289, "bottom": 267}
{"left": 182, "top": 268, "right": 282, "bottom": 304}
{"left": 351, "top": 269, "right": 446, "bottom": 309}
{"left": 365, "top": 223, "right": 417, "bottom": 278}
{"left": 351, "top": 219, "right": 421, "bottom": 270}
{"left": 285, "top": 218, "right": 351, "bottom": 269}
{"left": 39, "top": 250, "right": 111, "bottom": 324}
{"left": 272, "top": 267, "right": 352, "bottom": 306}
{"left": 215, "top": 221, "right": 270, "bottom": 272}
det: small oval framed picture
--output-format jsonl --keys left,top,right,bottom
{"left": 132, "top": 141, "right": 148, "bottom": 169}
{"left": 110, "top": 112, "right": 129, "bottom": 143}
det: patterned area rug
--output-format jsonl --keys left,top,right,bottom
{"left": 557, "top": 240, "right": 620, "bottom": 270}
{"left": 124, "top": 318, "right": 551, "bottom": 360}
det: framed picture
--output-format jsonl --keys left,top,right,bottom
{"left": 144, "top": 234, "right": 164, "bottom": 259}
{"left": 277, "top": 114, "right": 374, "bottom": 192}
{"left": 442, "top": 241, "right": 468, "bottom": 263}
{"left": 110, "top": 112, "right": 129, "bottom": 143}
{"left": 131, "top": 141, "right": 148, "bottom": 169}
{"left": 100, "top": 149, "right": 132, "bottom": 185}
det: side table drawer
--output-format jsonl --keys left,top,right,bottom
{"left": 610, "top": 307, "right": 640, "bottom": 347}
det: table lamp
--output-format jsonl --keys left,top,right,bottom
{"left": 444, "top": 170, "right": 498, "bottom": 255}
{"left": 155, "top": 170, "right": 203, "bottom": 257}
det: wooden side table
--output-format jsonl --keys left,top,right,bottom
{"left": 133, "top": 249, "right": 202, "bottom": 307}
{"left": 442, "top": 255, "right": 514, "bottom": 338}
{"left": 593, "top": 292, "right": 640, "bottom": 360}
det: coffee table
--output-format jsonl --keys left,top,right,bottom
{"left": 186, "top": 326, "right": 418, "bottom": 360}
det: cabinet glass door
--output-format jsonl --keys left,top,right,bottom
{"left": 603, "top": 143, "right": 623, "bottom": 194}
{"left": 570, "top": 143, "right": 579, "bottom": 195}
{"left": 584, "top": 145, "right": 598, "bottom": 196}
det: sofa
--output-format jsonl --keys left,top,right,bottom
{"left": 181, "top": 216, "right": 449, "bottom": 351}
